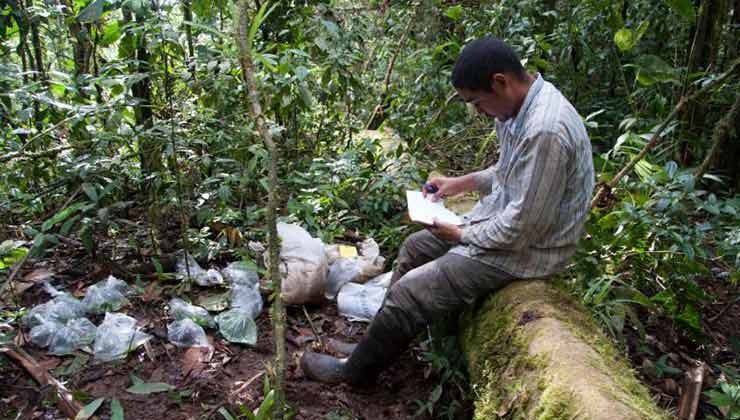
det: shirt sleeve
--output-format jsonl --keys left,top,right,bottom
{"left": 471, "top": 166, "right": 497, "bottom": 195}
{"left": 461, "top": 131, "right": 569, "bottom": 250}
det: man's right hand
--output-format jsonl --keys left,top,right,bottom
{"left": 423, "top": 176, "right": 465, "bottom": 202}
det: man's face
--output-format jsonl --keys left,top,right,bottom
{"left": 456, "top": 73, "right": 518, "bottom": 121}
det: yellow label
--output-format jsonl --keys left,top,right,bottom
{"left": 338, "top": 245, "right": 358, "bottom": 258}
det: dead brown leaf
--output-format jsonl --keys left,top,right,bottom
{"left": 141, "top": 281, "right": 162, "bottom": 303}
{"left": 183, "top": 344, "right": 214, "bottom": 378}
{"left": 23, "top": 269, "right": 55, "bottom": 284}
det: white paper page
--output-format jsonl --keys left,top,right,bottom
{"left": 406, "top": 191, "right": 463, "bottom": 225}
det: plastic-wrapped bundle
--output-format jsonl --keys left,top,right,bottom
{"left": 82, "top": 276, "right": 133, "bottom": 314}
{"left": 167, "top": 319, "right": 210, "bottom": 348}
{"left": 175, "top": 254, "right": 224, "bottom": 287}
{"left": 326, "top": 258, "right": 364, "bottom": 300}
{"left": 168, "top": 298, "right": 216, "bottom": 328}
{"left": 93, "top": 313, "right": 151, "bottom": 362}
{"left": 23, "top": 294, "right": 87, "bottom": 328}
{"left": 337, "top": 271, "right": 392, "bottom": 322}
{"left": 324, "top": 239, "right": 386, "bottom": 300}
{"left": 230, "top": 284, "right": 263, "bottom": 320}
{"left": 222, "top": 261, "right": 259, "bottom": 288}
{"left": 30, "top": 318, "right": 97, "bottom": 355}
{"left": 216, "top": 309, "right": 257, "bottom": 345}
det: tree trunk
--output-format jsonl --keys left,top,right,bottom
{"left": 127, "top": 9, "right": 162, "bottom": 179}
{"left": 237, "top": 2, "right": 287, "bottom": 418}
{"left": 27, "top": 0, "right": 46, "bottom": 84}
{"left": 181, "top": 0, "right": 197, "bottom": 83}
{"left": 681, "top": 0, "right": 729, "bottom": 164}
{"left": 460, "top": 281, "right": 671, "bottom": 420}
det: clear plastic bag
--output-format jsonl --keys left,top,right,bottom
{"left": 324, "top": 238, "right": 386, "bottom": 300}
{"left": 23, "top": 294, "right": 87, "bottom": 328}
{"left": 337, "top": 281, "right": 388, "bottom": 323}
{"left": 326, "top": 258, "right": 364, "bottom": 300}
{"left": 176, "top": 253, "right": 224, "bottom": 287}
{"left": 93, "top": 312, "right": 152, "bottom": 362}
{"left": 167, "top": 319, "right": 210, "bottom": 348}
{"left": 30, "top": 318, "right": 96, "bottom": 355}
{"left": 29, "top": 320, "right": 59, "bottom": 348}
{"left": 82, "top": 276, "right": 133, "bottom": 314}
{"left": 272, "top": 223, "right": 328, "bottom": 305}
{"left": 222, "top": 261, "right": 259, "bottom": 288}
{"left": 48, "top": 318, "right": 97, "bottom": 355}
{"left": 168, "top": 298, "right": 216, "bottom": 328}
{"left": 230, "top": 284, "right": 263, "bottom": 320}
{"left": 216, "top": 309, "right": 257, "bottom": 345}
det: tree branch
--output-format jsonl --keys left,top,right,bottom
{"left": 591, "top": 58, "right": 740, "bottom": 208}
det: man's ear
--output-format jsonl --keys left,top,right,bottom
{"left": 489, "top": 73, "right": 507, "bottom": 93}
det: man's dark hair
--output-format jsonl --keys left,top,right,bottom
{"left": 451, "top": 37, "right": 527, "bottom": 91}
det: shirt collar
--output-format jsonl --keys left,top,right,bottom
{"left": 509, "top": 73, "right": 543, "bottom": 130}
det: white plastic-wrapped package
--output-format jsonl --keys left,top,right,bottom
{"left": 93, "top": 312, "right": 151, "bottom": 362}
{"left": 82, "top": 276, "right": 133, "bottom": 314}
{"left": 167, "top": 319, "right": 210, "bottom": 348}
{"left": 337, "top": 277, "right": 389, "bottom": 323}
{"left": 168, "top": 298, "right": 216, "bottom": 328}
{"left": 176, "top": 253, "right": 224, "bottom": 287}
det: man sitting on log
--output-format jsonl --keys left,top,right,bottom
{"left": 300, "top": 36, "right": 595, "bottom": 386}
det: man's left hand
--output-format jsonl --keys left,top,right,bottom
{"left": 427, "top": 218, "right": 463, "bottom": 243}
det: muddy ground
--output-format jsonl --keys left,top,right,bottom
{"left": 0, "top": 252, "right": 442, "bottom": 420}
{"left": 2, "top": 242, "right": 738, "bottom": 419}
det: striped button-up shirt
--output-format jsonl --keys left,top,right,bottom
{"left": 451, "top": 74, "right": 594, "bottom": 278}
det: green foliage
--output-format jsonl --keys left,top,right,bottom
{"left": 706, "top": 382, "right": 740, "bottom": 419}
{"left": 414, "top": 324, "right": 471, "bottom": 419}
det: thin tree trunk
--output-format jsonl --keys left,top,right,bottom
{"left": 365, "top": 7, "right": 416, "bottom": 130}
{"left": 182, "top": 0, "right": 197, "bottom": 82}
{"left": 27, "top": 0, "right": 46, "bottom": 84}
{"left": 694, "top": 93, "right": 740, "bottom": 180}
{"left": 682, "top": 0, "right": 728, "bottom": 163}
{"left": 130, "top": 10, "right": 161, "bottom": 179}
{"left": 236, "top": 2, "right": 286, "bottom": 418}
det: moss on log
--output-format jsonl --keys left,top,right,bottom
{"left": 460, "top": 280, "right": 671, "bottom": 420}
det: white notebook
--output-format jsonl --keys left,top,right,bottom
{"left": 406, "top": 190, "right": 463, "bottom": 226}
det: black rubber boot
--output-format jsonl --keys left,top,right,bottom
{"left": 326, "top": 338, "right": 358, "bottom": 355}
{"left": 300, "top": 352, "right": 348, "bottom": 384}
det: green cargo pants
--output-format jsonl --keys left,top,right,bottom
{"left": 343, "top": 229, "right": 519, "bottom": 383}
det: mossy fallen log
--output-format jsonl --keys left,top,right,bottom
{"left": 460, "top": 280, "right": 671, "bottom": 420}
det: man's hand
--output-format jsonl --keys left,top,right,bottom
{"left": 427, "top": 218, "right": 463, "bottom": 243}
{"left": 423, "top": 174, "right": 477, "bottom": 202}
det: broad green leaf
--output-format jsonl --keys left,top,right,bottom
{"left": 50, "top": 82, "right": 66, "bottom": 98}
{"left": 75, "top": 397, "right": 104, "bottom": 419}
{"left": 614, "top": 29, "right": 634, "bottom": 51}
{"left": 446, "top": 5, "right": 463, "bottom": 21}
{"left": 42, "top": 202, "right": 86, "bottom": 232}
{"left": 82, "top": 183, "right": 98, "bottom": 203}
{"left": 664, "top": 0, "right": 695, "bottom": 21}
{"left": 635, "top": 54, "right": 679, "bottom": 86}
{"left": 218, "top": 407, "right": 236, "bottom": 420}
{"left": 126, "top": 382, "right": 175, "bottom": 394}
{"left": 614, "top": 20, "right": 649, "bottom": 52}
{"left": 100, "top": 20, "right": 121, "bottom": 46}
{"left": 199, "top": 291, "right": 230, "bottom": 311}
{"left": 60, "top": 215, "right": 81, "bottom": 236}
{"left": 111, "top": 399, "right": 124, "bottom": 420}
{"left": 216, "top": 309, "right": 257, "bottom": 345}
{"left": 77, "top": 0, "right": 105, "bottom": 22}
